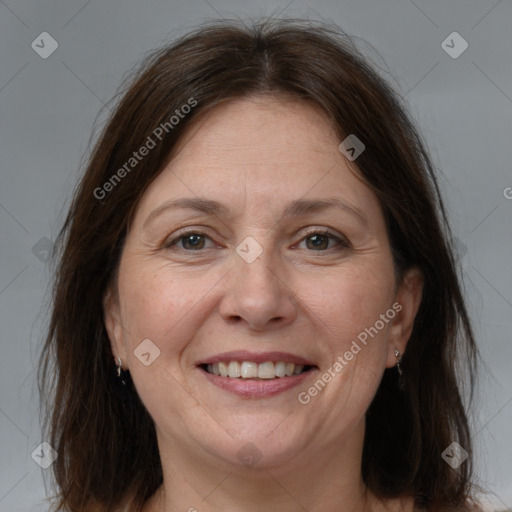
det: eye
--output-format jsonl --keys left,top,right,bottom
{"left": 164, "top": 230, "right": 215, "bottom": 251}
{"left": 296, "top": 230, "right": 350, "bottom": 252}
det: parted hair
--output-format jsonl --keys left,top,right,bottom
{"left": 39, "top": 18, "right": 480, "bottom": 511}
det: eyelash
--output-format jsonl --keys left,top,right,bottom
{"left": 163, "top": 228, "right": 351, "bottom": 253}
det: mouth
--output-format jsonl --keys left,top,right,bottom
{"left": 200, "top": 361, "right": 316, "bottom": 379}
{"left": 196, "top": 351, "right": 318, "bottom": 398}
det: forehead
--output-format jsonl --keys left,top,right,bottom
{"left": 173, "top": 96, "right": 340, "bottom": 166}
{"left": 132, "top": 96, "right": 381, "bottom": 226}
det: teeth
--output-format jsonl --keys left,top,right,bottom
{"left": 241, "top": 361, "right": 258, "bottom": 378}
{"left": 275, "top": 361, "right": 286, "bottom": 377}
{"left": 219, "top": 361, "right": 228, "bottom": 377}
{"left": 258, "top": 362, "right": 275, "bottom": 379}
{"left": 293, "top": 364, "right": 304, "bottom": 375}
{"left": 205, "top": 361, "right": 309, "bottom": 379}
{"left": 228, "top": 361, "right": 241, "bottom": 378}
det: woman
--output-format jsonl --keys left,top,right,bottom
{"left": 39, "top": 18, "right": 482, "bottom": 511}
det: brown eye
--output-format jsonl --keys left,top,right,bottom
{"left": 298, "top": 230, "right": 350, "bottom": 252}
{"left": 180, "top": 234, "right": 206, "bottom": 250}
{"left": 165, "top": 231, "right": 214, "bottom": 251}
{"left": 305, "top": 233, "right": 330, "bottom": 250}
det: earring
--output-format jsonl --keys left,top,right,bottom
{"left": 116, "top": 356, "right": 128, "bottom": 385}
{"left": 394, "top": 349, "right": 403, "bottom": 375}
{"left": 394, "top": 349, "right": 405, "bottom": 391}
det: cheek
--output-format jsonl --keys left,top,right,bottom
{"left": 117, "top": 260, "right": 223, "bottom": 356}
{"left": 298, "top": 267, "right": 396, "bottom": 426}
{"left": 302, "top": 262, "right": 395, "bottom": 348}
{"left": 115, "top": 264, "right": 208, "bottom": 414}
{"left": 119, "top": 271, "right": 173, "bottom": 340}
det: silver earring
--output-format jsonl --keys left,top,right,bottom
{"left": 394, "top": 349, "right": 405, "bottom": 391}
{"left": 394, "top": 349, "right": 403, "bottom": 375}
{"left": 116, "top": 356, "right": 128, "bottom": 385}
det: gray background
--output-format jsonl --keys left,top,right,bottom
{"left": 1, "top": 0, "right": 511, "bottom": 510}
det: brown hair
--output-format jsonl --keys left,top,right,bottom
{"left": 39, "top": 18, "right": 479, "bottom": 511}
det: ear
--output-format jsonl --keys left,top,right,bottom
{"left": 385, "top": 267, "right": 424, "bottom": 368}
{"left": 103, "top": 286, "right": 128, "bottom": 368}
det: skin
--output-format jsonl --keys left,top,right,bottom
{"left": 104, "top": 96, "right": 423, "bottom": 512}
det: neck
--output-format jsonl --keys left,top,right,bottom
{"left": 144, "top": 420, "right": 399, "bottom": 512}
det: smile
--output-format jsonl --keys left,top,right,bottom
{"left": 203, "top": 361, "right": 314, "bottom": 379}
{"left": 197, "top": 351, "right": 318, "bottom": 398}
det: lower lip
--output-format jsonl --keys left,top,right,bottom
{"left": 200, "top": 368, "right": 315, "bottom": 398}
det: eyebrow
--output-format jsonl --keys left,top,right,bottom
{"left": 143, "top": 197, "right": 368, "bottom": 229}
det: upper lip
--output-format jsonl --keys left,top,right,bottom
{"left": 197, "top": 350, "right": 316, "bottom": 366}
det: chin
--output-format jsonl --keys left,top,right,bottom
{"left": 197, "top": 421, "right": 310, "bottom": 470}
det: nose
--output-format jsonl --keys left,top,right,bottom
{"left": 219, "top": 248, "right": 298, "bottom": 332}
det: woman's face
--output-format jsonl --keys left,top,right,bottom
{"left": 105, "top": 96, "right": 422, "bottom": 472}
